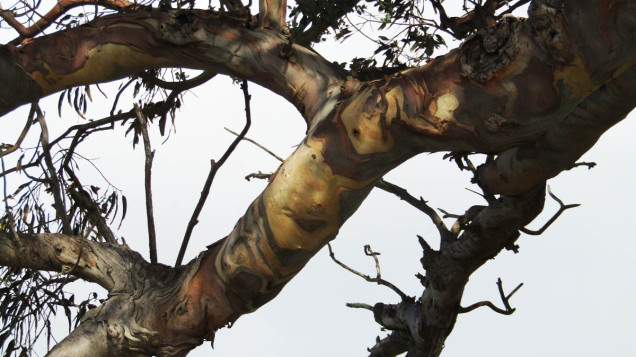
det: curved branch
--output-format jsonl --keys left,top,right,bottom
{"left": 327, "top": 243, "right": 409, "bottom": 301}
{"left": 0, "top": 0, "right": 144, "bottom": 42}
{"left": 520, "top": 186, "right": 580, "bottom": 236}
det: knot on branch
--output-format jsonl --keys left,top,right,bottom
{"left": 459, "top": 16, "right": 523, "bottom": 82}
{"left": 528, "top": 0, "right": 572, "bottom": 63}
{"left": 159, "top": 11, "right": 207, "bottom": 45}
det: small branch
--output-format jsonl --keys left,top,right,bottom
{"left": 34, "top": 104, "right": 72, "bottom": 234}
{"left": 175, "top": 80, "right": 252, "bottom": 266}
{"left": 139, "top": 70, "right": 216, "bottom": 91}
{"left": 0, "top": 115, "right": 34, "bottom": 158}
{"left": 375, "top": 179, "right": 453, "bottom": 245}
{"left": 520, "top": 186, "right": 580, "bottom": 236}
{"left": 134, "top": 104, "right": 158, "bottom": 264}
{"left": 346, "top": 302, "right": 373, "bottom": 311}
{"left": 224, "top": 128, "right": 283, "bottom": 162}
{"left": 1, "top": 156, "right": 22, "bottom": 244}
{"left": 567, "top": 161, "right": 597, "bottom": 170}
{"left": 245, "top": 171, "right": 272, "bottom": 181}
{"left": 458, "top": 278, "right": 523, "bottom": 315}
{"left": 327, "top": 243, "right": 409, "bottom": 301}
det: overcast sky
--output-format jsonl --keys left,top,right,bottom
{"left": 1, "top": 2, "right": 635, "bottom": 357}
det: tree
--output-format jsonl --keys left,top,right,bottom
{"left": 0, "top": 0, "right": 634, "bottom": 356}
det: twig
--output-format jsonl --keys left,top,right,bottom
{"left": 520, "top": 186, "right": 580, "bottom": 236}
{"left": 1, "top": 156, "right": 22, "bottom": 244}
{"left": 134, "top": 104, "right": 158, "bottom": 264}
{"left": 346, "top": 302, "right": 374, "bottom": 311}
{"left": 224, "top": 127, "right": 283, "bottom": 162}
{"left": 375, "top": 179, "right": 454, "bottom": 245}
{"left": 139, "top": 70, "right": 216, "bottom": 91}
{"left": 245, "top": 171, "right": 272, "bottom": 181}
{"left": 34, "top": 104, "right": 72, "bottom": 234}
{"left": 175, "top": 79, "right": 252, "bottom": 266}
{"left": 327, "top": 243, "right": 409, "bottom": 301}
{"left": 0, "top": 115, "right": 34, "bottom": 158}
{"left": 567, "top": 161, "right": 597, "bottom": 170}
{"left": 458, "top": 278, "right": 523, "bottom": 315}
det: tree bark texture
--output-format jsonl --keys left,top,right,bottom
{"left": 0, "top": 0, "right": 634, "bottom": 355}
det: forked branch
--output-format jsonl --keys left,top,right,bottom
{"left": 327, "top": 243, "right": 409, "bottom": 301}
{"left": 521, "top": 186, "right": 580, "bottom": 236}
{"left": 458, "top": 278, "right": 523, "bottom": 315}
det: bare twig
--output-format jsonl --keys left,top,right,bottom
{"left": 245, "top": 171, "right": 272, "bottom": 181}
{"left": 134, "top": 104, "right": 158, "bottom": 264}
{"left": 345, "top": 302, "right": 373, "bottom": 311}
{"left": 520, "top": 186, "right": 580, "bottom": 236}
{"left": 224, "top": 127, "right": 283, "bottom": 162}
{"left": 567, "top": 161, "right": 597, "bottom": 170}
{"left": 327, "top": 243, "right": 409, "bottom": 301}
{"left": 458, "top": 278, "right": 523, "bottom": 315}
{"left": 375, "top": 179, "right": 454, "bottom": 245}
{"left": 34, "top": 104, "right": 72, "bottom": 234}
{"left": 0, "top": 115, "right": 34, "bottom": 158}
{"left": 1, "top": 156, "right": 22, "bottom": 243}
{"left": 175, "top": 79, "right": 252, "bottom": 266}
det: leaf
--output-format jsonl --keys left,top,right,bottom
{"left": 118, "top": 195, "right": 127, "bottom": 229}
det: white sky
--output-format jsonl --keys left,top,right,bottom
{"left": 1, "top": 2, "right": 635, "bottom": 357}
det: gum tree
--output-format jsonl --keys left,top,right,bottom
{"left": 0, "top": 0, "right": 634, "bottom": 356}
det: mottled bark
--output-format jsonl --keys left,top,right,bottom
{"left": 0, "top": 9, "right": 346, "bottom": 121}
{"left": 0, "top": 0, "right": 634, "bottom": 355}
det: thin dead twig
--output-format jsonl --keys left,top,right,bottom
{"left": 327, "top": 243, "right": 409, "bottom": 301}
{"left": 458, "top": 278, "right": 523, "bottom": 315}
{"left": 521, "top": 186, "right": 580, "bottom": 236}
{"left": 34, "top": 104, "right": 72, "bottom": 234}
{"left": 224, "top": 127, "right": 283, "bottom": 162}
{"left": 175, "top": 79, "right": 252, "bottom": 266}
{"left": 134, "top": 104, "right": 158, "bottom": 264}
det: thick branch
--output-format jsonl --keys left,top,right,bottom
{"left": 0, "top": 8, "right": 347, "bottom": 122}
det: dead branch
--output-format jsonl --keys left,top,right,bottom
{"left": 520, "top": 186, "right": 580, "bottom": 236}
{"left": 375, "top": 179, "right": 455, "bottom": 246}
{"left": 245, "top": 171, "right": 272, "bottom": 181}
{"left": 458, "top": 278, "right": 523, "bottom": 315}
{"left": 175, "top": 79, "right": 252, "bottom": 266}
{"left": 0, "top": 114, "right": 34, "bottom": 158}
{"left": 327, "top": 243, "right": 409, "bottom": 301}
{"left": 34, "top": 104, "right": 72, "bottom": 234}
{"left": 134, "top": 104, "right": 158, "bottom": 264}
{"left": 567, "top": 161, "right": 597, "bottom": 170}
{"left": 224, "top": 127, "right": 284, "bottom": 162}
{"left": 346, "top": 302, "right": 373, "bottom": 311}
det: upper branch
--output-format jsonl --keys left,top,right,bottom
{"left": 0, "top": 8, "right": 347, "bottom": 122}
